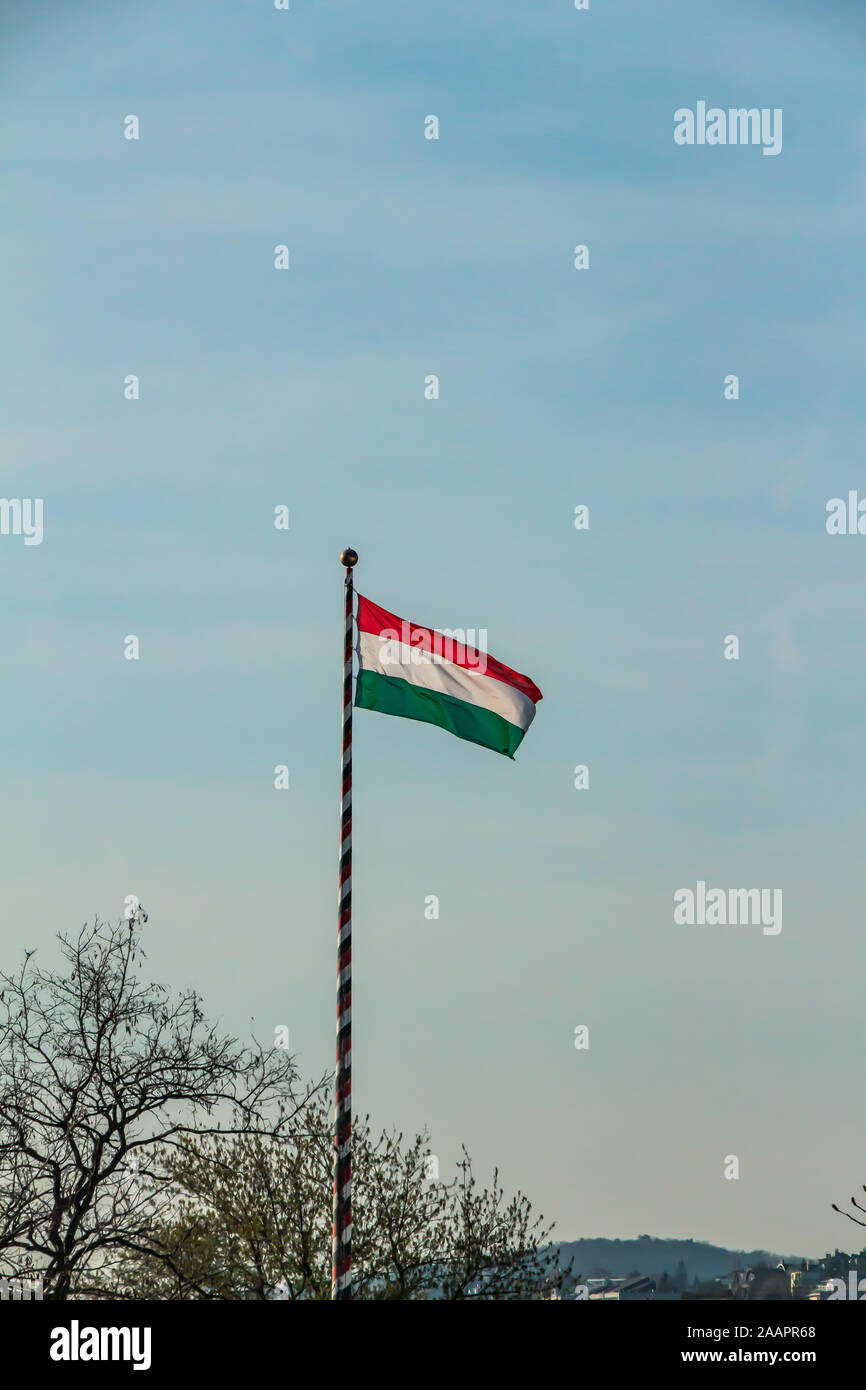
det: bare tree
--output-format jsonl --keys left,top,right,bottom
{"left": 0, "top": 916, "right": 323, "bottom": 1298}
{"left": 832, "top": 1187, "right": 866, "bottom": 1230}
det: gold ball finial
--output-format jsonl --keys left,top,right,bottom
{"left": 340, "top": 548, "right": 359, "bottom": 568}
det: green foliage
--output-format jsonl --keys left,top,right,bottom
{"left": 110, "top": 1093, "right": 571, "bottom": 1300}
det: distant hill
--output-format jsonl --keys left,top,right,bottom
{"left": 551, "top": 1236, "right": 806, "bottom": 1283}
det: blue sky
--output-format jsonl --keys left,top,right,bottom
{"left": 2, "top": 0, "right": 865, "bottom": 1257}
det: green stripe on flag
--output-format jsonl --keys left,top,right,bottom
{"left": 355, "top": 669, "right": 526, "bottom": 759}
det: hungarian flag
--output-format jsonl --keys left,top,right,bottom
{"left": 354, "top": 595, "right": 542, "bottom": 759}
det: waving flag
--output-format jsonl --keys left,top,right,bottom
{"left": 354, "top": 594, "right": 542, "bottom": 759}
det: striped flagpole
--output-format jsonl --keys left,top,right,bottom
{"left": 332, "top": 547, "right": 358, "bottom": 1300}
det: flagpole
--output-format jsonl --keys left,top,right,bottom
{"left": 332, "top": 546, "right": 358, "bottom": 1300}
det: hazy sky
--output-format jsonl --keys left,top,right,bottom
{"left": 2, "top": 0, "right": 865, "bottom": 1258}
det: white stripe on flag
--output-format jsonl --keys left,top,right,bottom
{"left": 357, "top": 631, "right": 536, "bottom": 732}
